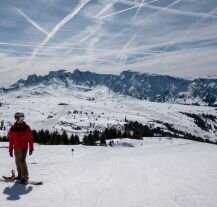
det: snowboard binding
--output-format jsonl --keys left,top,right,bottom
{"left": 2, "top": 170, "right": 15, "bottom": 182}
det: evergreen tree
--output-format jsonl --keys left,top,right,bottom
{"left": 104, "top": 128, "right": 117, "bottom": 139}
{"left": 70, "top": 134, "right": 75, "bottom": 145}
{"left": 87, "top": 133, "right": 96, "bottom": 145}
{"left": 142, "top": 126, "right": 154, "bottom": 137}
{"left": 122, "top": 130, "right": 130, "bottom": 138}
{"left": 62, "top": 130, "right": 69, "bottom": 145}
{"left": 32, "top": 130, "right": 39, "bottom": 143}
{"left": 93, "top": 130, "right": 100, "bottom": 142}
{"left": 132, "top": 129, "right": 143, "bottom": 139}
{"left": 117, "top": 130, "right": 122, "bottom": 138}
{"left": 99, "top": 133, "right": 107, "bottom": 146}
{"left": 110, "top": 128, "right": 117, "bottom": 139}
{"left": 83, "top": 135, "right": 88, "bottom": 145}
{"left": 53, "top": 132, "right": 61, "bottom": 145}
{"left": 74, "top": 135, "right": 80, "bottom": 145}
{"left": 44, "top": 129, "right": 50, "bottom": 145}
{"left": 2, "top": 136, "right": 7, "bottom": 142}
{"left": 50, "top": 130, "right": 58, "bottom": 145}
{"left": 38, "top": 129, "right": 45, "bottom": 144}
{"left": 83, "top": 133, "right": 96, "bottom": 145}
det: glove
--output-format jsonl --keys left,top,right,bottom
{"left": 29, "top": 150, "right": 33, "bottom": 156}
{"left": 9, "top": 151, "right": 13, "bottom": 157}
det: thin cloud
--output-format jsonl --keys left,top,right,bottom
{"left": 0, "top": 41, "right": 158, "bottom": 55}
{"left": 119, "top": 34, "right": 136, "bottom": 62}
{"left": 94, "top": 0, "right": 118, "bottom": 18}
{"left": 30, "top": 0, "right": 92, "bottom": 60}
{"left": 183, "top": 6, "right": 217, "bottom": 37}
{"left": 0, "top": 42, "right": 75, "bottom": 49}
{"left": 1, "top": 0, "right": 217, "bottom": 86}
{"left": 99, "top": 0, "right": 159, "bottom": 19}
{"left": 65, "top": 23, "right": 104, "bottom": 55}
{"left": 118, "top": 0, "right": 217, "bottom": 19}
{"left": 122, "top": 0, "right": 183, "bottom": 63}
{"left": 152, "top": 6, "right": 217, "bottom": 56}
{"left": 134, "top": 0, "right": 147, "bottom": 19}
{"left": 85, "top": 23, "right": 105, "bottom": 66}
{"left": 149, "top": 0, "right": 184, "bottom": 18}
{"left": 15, "top": 8, "right": 48, "bottom": 35}
{"left": 65, "top": 33, "right": 92, "bottom": 54}
{"left": 127, "top": 47, "right": 217, "bottom": 77}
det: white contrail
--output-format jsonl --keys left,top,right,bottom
{"left": 113, "top": 0, "right": 217, "bottom": 19}
{"left": 65, "top": 33, "right": 93, "bottom": 55}
{"left": 134, "top": 0, "right": 183, "bottom": 21}
{"left": 135, "top": 0, "right": 181, "bottom": 21}
{"left": 0, "top": 42, "right": 38, "bottom": 47}
{"left": 95, "top": 0, "right": 118, "bottom": 18}
{"left": 85, "top": 31, "right": 104, "bottom": 67}
{"left": 143, "top": 3, "right": 217, "bottom": 18}
{"left": 0, "top": 42, "right": 77, "bottom": 49}
{"left": 100, "top": 0, "right": 159, "bottom": 19}
{"left": 134, "top": 0, "right": 146, "bottom": 19}
{"left": 63, "top": 55, "right": 121, "bottom": 65}
{"left": 0, "top": 41, "right": 176, "bottom": 55}
{"left": 183, "top": 6, "right": 217, "bottom": 36}
{"left": 158, "top": 6, "right": 217, "bottom": 54}
{"left": 119, "top": 34, "right": 136, "bottom": 62}
{"left": 16, "top": 8, "right": 48, "bottom": 35}
{"left": 149, "top": 0, "right": 183, "bottom": 18}
{"left": 134, "top": 0, "right": 141, "bottom": 6}
{"left": 65, "top": 21, "right": 104, "bottom": 55}
{"left": 124, "top": 1, "right": 182, "bottom": 62}
{"left": 16, "top": 8, "right": 81, "bottom": 51}
{"left": 30, "top": 0, "right": 91, "bottom": 60}
{"left": 0, "top": 41, "right": 122, "bottom": 52}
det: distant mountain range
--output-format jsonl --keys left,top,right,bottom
{"left": 1, "top": 69, "right": 217, "bottom": 106}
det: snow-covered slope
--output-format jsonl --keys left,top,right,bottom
{"left": 1, "top": 69, "right": 217, "bottom": 106}
{"left": 0, "top": 138, "right": 217, "bottom": 207}
{"left": 0, "top": 85, "right": 217, "bottom": 141}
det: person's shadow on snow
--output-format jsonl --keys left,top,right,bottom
{"left": 3, "top": 183, "right": 33, "bottom": 200}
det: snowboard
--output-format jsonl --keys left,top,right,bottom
{"left": 0, "top": 177, "right": 43, "bottom": 185}
{"left": 16, "top": 180, "right": 43, "bottom": 185}
{"left": 1, "top": 170, "right": 43, "bottom": 185}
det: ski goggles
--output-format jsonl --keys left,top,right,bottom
{"left": 14, "top": 112, "right": 25, "bottom": 119}
{"left": 15, "top": 116, "right": 25, "bottom": 121}
{"left": 19, "top": 116, "right": 25, "bottom": 121}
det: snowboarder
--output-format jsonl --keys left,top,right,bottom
{"left": 8, "top": 112, "right": 34, "bottom": 184}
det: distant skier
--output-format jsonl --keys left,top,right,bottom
{"left": 8, "top": 112, "right": 34, "bottom": 184}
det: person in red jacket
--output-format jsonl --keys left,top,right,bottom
{"left": 8, "top": 112, "right": 34, "bottom": 184}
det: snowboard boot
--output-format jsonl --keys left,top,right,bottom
{"left": 15, "top": 176, "right": 21, "bottom": 181}
{"left": 20, "top": 177, "right": 29, "bottom": 184}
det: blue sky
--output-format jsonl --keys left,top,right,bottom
{"left": 0, "top": 0, "right": 217, "bottom": 86}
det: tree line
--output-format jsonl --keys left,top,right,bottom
{"left": 32, "top": 129, "right": 80, "bottom": 145}
{"left": 0, "top": 121, "right": 216, "bottom": 145}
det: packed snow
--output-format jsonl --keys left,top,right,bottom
{"left": 0, "top": 138, "right": 217, "bottom": 207}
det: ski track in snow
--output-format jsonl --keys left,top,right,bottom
{"left": 1, "top": 138, "right": 217, "bottom": 207}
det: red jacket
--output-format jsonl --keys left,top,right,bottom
{"left": 9, "top": 122, "right": 34, "bottom": 152}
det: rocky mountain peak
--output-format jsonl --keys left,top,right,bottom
{"left": 1, "top": 69, "right": 217, "bottom": 106}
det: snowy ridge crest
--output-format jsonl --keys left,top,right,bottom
{"left": 1, "top": 69, "right": 217, "bottom": 106}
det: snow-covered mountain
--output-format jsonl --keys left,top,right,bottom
{"left": 1, "top": 69, "right": 217, "bottom": 106}
{"left": 0, "top": 82, "right": 217, "bottom": 142}
{"left": 1, "top": 70, "right": 217, "bottom": 206}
